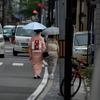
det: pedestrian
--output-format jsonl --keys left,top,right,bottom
{"left": 41, "top": 34, "right": 48, "bottom": 66}
{"left": 28, "top": 29, "right": 46, "bottom": 79}
{"left": 45, "top": 35, "right": 59, "bottom": 79}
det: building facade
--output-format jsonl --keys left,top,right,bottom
{"left": 94, "top": 4, "right": 100, "bottom": 63}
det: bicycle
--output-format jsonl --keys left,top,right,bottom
{"left": 60, "top": 57, "right": 88, "bottom": 97}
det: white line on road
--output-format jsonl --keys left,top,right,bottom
{"left": 5, "top": 50, "right": 12, "bottom": 52}
{"left": 27, "top": 67, "right": 48, "bottom": 100}
{"left": 0, "top": 62, "right": 3, "bottom": 65}
{"left": 42, "top": 64, "right": 45, "bottom": 67}
{"left": 42, "top": 60, "right": 48, "bottom": 65}
{"left": 12, "top": 63, "right": 24, "bottom": 66}
{"left": 5, "top": 46, "right": 13, "bottom": 49}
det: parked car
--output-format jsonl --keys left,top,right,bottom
{"left": 3, "top": 25, "right": 15, "bottom": 41}
{"left": 13, "top": 25, "right": 36, "bottom": 56}
{"left": 73, "top": 31, "right": 90, "bottom": 63}
{"left": 0, "top": 24, "right": 5, "bottom": 58}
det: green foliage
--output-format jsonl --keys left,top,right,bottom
{"left": 82, "top": 67, "right": 93, "bottom": 79}
{"left": 81, "top": 67, "right": 93, "bottom": 91}
{"left": 7, "top": 10, "right": 14, "bottom": 16}
{"left": 13, "top": 0, "right": 40, "bottom": 17}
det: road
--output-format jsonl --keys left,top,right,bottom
{"left": 0, "top": 42, "right": 47, "bottom": 100}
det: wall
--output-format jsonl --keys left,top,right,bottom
{"left": 76, "top": 0, "right": 88, "bottom": 31}
{"left": 94, "top": 4, "right": 100, "bottom": 64}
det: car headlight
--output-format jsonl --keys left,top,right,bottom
{"left": 0, "top": 37, "right": 4, "bottom": 42}
{"left": 14, "top": 41, "right": 20, "bottom": 45}
{"left": 73, "top": 48, "right": 82, "bottom": 52}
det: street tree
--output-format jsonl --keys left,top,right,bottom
{"left": 13, "top": 0, "right": 40, "bottom": 18}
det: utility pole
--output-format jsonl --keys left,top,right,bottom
{"left": 65, "top": 0, "right": 73, "bottom": 99}
{"left": 79, "top": 0, "right": 82, "bottom": 31}
{"left": 48, "top": 0, "right": 51, "bottom": 27}
{"left": 51, "top": 0, "right": 54, "bottom": 25}
{"left": 2, "top": 0, "right": 7, "bottom": 27}
{"left": 2, "top": 0, "right": 5, "bottom": 27}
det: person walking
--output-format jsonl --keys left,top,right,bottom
{"left": 45, "top": 35, "right": 59, "bottom": 79}
{"left": 28, "top": 30, "right": 46, "bottom": 79}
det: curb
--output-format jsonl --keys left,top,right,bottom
{"left": 36, "top": 79, "right": 54, "bottom": 100}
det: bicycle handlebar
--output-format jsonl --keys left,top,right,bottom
{"left": 71, "top": 57, "right": 89, "bottom": 67}
{"left": 76, "top": 59, "right": 89, "bottom": 66}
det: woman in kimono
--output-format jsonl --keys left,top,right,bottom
{"left": 45, "top": 35, "right": 59, "bottom": 79}
{"left": 28, "top": 30, "right": 46, "bottom": 79}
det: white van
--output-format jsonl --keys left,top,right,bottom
{"left": 13, "top": 25, "right": 36, "bottom": 56}
{"left": 0, "top": 24, "right": 5, "bottom": 58}
{"left": 73, "top": 31, "right": 90, "bottom": 63}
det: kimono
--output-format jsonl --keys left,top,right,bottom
{"left": 28, "top": 34, "right": 46, "bottom": 75}
{"left": 45, "top": 38, "right": 59, "bottom": 75}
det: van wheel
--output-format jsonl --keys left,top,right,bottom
{"left": 13, "top": 49, "right": 18, "bottom": 56}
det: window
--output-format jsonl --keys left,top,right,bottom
{"left": 16, "top": 27, "right": 36, "bottom": 37}
{"left": 3, "top": 28, "right": 12, "bottom": 33}
{"left": 74, "top": 33, "right": 88, "bottom": 46}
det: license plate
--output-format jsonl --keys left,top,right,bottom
{"left": 24, "top": 49, "right": 29, "bottom": 52}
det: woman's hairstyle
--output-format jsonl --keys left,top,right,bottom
{"left": 34, "top": 30, "right": 42, "bottom": 34}
{"left": 48, "top": 35, "right": 54, "bottom": 38}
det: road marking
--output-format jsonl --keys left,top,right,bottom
{"left": 12, "top": 63, "right": 24, "bottom": 66}
{"left": 42, "top": 64, "right": 45, "bottom": 67}
{"left": 5, "top": 50, "right": 12, "bottom": 52}
{"left": 43, "top": 60, "right": 48, "bottom": 65}
{"left": 27, "top": 67, "right": 48, "bottom": 100}
{"left": 12, "top": 63, "right": 45, "bottom": 67}
{"left": 0, "top": 62, "right": 3, "bottom": 65}
{"left": 5, "top": 46, "right": 13, "bottom": 49}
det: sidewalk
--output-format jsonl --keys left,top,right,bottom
{"left": 37, "top": 63, "right": 89, "bottom": 100}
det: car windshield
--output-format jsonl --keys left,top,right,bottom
{"left": 74, "top": 33, "right": 88, "bottom": 46}
{"left": 3, "top": 28, "right": 12, "bottom": 33}
{"left": 16, "top": 27, "right": 35, "bottom": 37}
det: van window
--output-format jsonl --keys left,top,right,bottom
{"left": 3, "top": 28, "right": 12, "bottom": 33}
{"left": 74, "top": 34, "right": 88, "bottom": 46}
{"left": 16, "top": 27, "right": 35, "bottom": 37}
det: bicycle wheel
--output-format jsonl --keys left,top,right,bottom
{"left": 71, "top": 72, "right": 81, "bottom": 97}
{"left": 60, "top": 78, "right": 65, "bottom": 97}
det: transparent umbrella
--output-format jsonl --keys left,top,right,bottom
{"left": 41, "top": 26, "right": 59, "bottom": 35}
{"left": 23, "top": 22, "right": 46, "bottom": 30}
